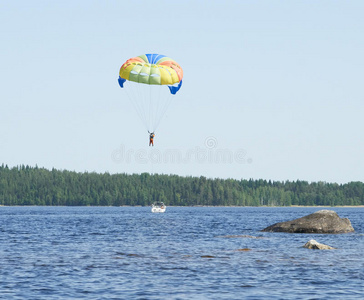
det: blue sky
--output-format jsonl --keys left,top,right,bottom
{"left": 1, "top": 0, "right": 363, "bottom": 183}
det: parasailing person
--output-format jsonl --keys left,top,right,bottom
{"left": 148, "top": 131, "right": 155, "bottom": 146}
{"left": 118, "top": 53, "right": 183, "bottom": 146}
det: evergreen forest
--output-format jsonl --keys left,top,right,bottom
{"left": 0, "top": 164, "right": 363, "bottom": 206}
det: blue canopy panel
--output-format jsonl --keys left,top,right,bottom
{"left": 145, "top": 54, "right": 166, "bottom": 64}
{"left": 168, "top": 80, "right": 182, "bottom": 95}
{"left": 118, "top": 77, "right": 126, "bottom": 88}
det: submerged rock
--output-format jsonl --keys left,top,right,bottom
{"left": 261, "top": 210, "right": 354, "bottom": 234}
{"left": 303, "top": 239, "right": 335, "bottom": 250}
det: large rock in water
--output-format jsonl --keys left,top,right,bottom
{"left": 261, "top": 210, "right": 354, "bottom": 233}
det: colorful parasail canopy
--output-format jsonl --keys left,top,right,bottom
{"left": 118, "top": 54, "right": 183, "bottom": 94}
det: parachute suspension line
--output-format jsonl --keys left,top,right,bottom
{"left": 123, "top": 82, "right": 178, "bottom": 133}
{"left": 133, "top": 83, "right": 150, "bottom": 130}
{"left": 139, "top": 82, "right": 153, "bottom": 131}
{"left": 148, "top": 84, "right": 154, "bottom": 132}
{"left": 156, "top": 97, "right": 173, "bottom": 131}
{"left": 146, "top": 85, "right": 152, "bottom": 131}
{"left": 153, "top": 91, "right": 174, "bottom": 132}
{"left": 151, "top": 85, "right": 162, "bottom": 132}
{"left": 137, "top": 83, "right": 149, "bottom": 130}
{"left": 123, "top": 82, "right": 149, "bottom": 130}
{"left": 124, "top": 83, "right": 142, "bottom": 125}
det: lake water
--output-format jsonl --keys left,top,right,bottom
{"left": 0, "top": 206, "right": 363, "bottom": 299}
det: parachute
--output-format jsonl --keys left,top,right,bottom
{"left": 118, "top": 54, "right": 183, "bottom": 132}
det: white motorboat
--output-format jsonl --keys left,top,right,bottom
{"left": 151, "top": 202, "right": 166, "bottom": 213}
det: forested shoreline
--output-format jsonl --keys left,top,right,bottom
{"left": 0, "top": 164, "right": 363, "bottom": 206}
